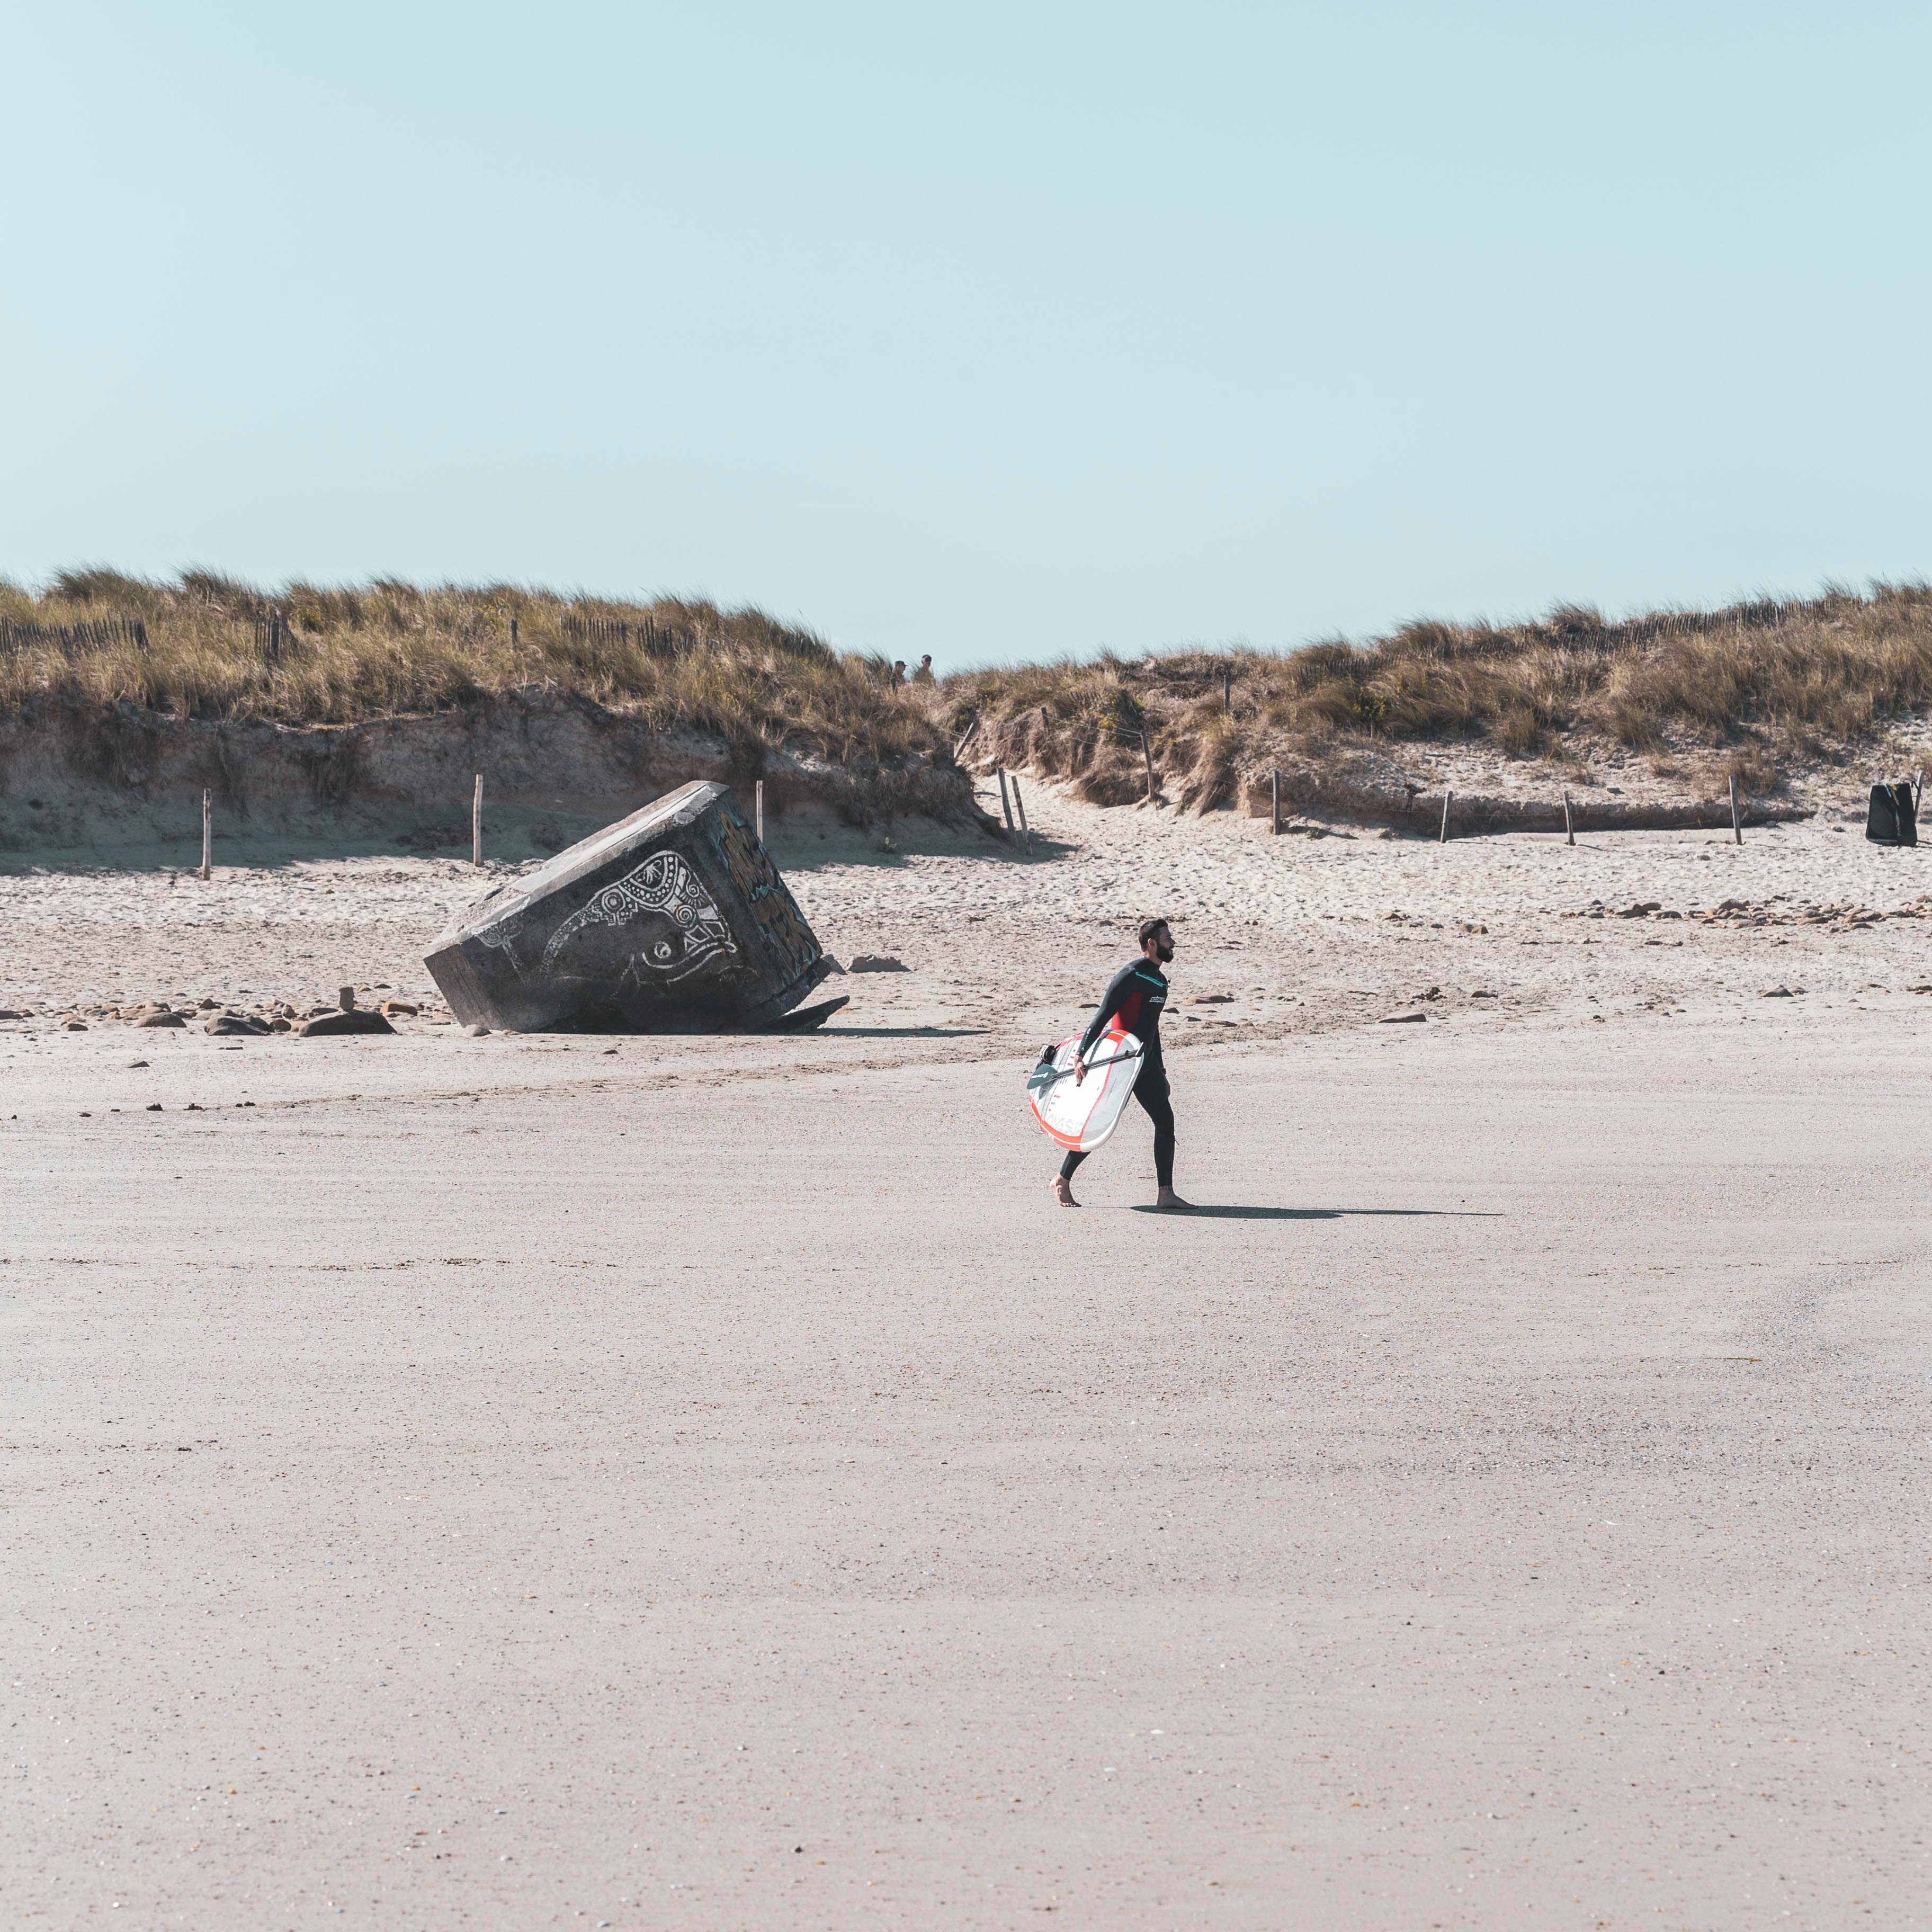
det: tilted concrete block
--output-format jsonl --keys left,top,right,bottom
{"left": 423, "top": 781, "right": 833, "bottom": 1031}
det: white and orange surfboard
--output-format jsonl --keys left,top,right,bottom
{"left": 1026, "top": 1023, "right": 1144, "bottom": 1152}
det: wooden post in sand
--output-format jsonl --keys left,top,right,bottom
{"left": 996, "top": 766, "right": 1017, "bottom": 841}
{"left": 1140, "top": 732, "right": 1156, "bottom": 806}
{"left": 199, "top": 789, "right": 211, "bottom": 880}
{"left": 954, "top": 716, "right": 978, "bottom": 762}
{"left": 472, "top": 774, "right": 484, "bottom": 866}
{"left": 755, "top": 779, "right": 765, "bottom": 844}
{"left": 1271, "top": 768, "right": 1281, "bottom": 836}
{"left": 1728, "top": 775, "right": 1742, "bottom": 845}
{"left": 1013, "top": 778, "right": 1032, "bottom": 855}
{"left": 1563, "top": 791, "right": 1575, "bottom": 846}
{"left": 1439, "top": 791, "right": 1453, "bottom": 843}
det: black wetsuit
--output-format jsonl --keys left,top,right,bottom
{"left": 1059, "top": 958, "right": 1175, "bottom": 1189}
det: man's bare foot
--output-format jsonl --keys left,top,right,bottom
{"left": 1052, "top": 1176, "right": 1080, "bottom": 1208}
{"left": 1155, "top": 1187, "right": 1194, "bottom": 1211}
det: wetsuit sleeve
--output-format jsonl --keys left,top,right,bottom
{"left": 1077, "top": 963, "right": 1137, "bottom": 1060}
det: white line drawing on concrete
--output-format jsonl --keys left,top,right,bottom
{"left": 541, "top": 851, "right": 737, "bottom": 981}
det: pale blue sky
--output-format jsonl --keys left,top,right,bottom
{"left": 4, "top": 3, "right": 1928, "bottom": 668}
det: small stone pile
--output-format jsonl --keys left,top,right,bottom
{"left": 1690, "top": 895, "right": 1932, "bottom": 930}
{"left": 0, "top": 991, "right": 452, "bottom": 1032}
{"left": 1556, "top": 894, "right": 1932, "bottom": 930}
{"left": 1562, "top": 901, "right": 1683, "bottom": 921}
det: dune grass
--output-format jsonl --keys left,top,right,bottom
{"left": 0, "top": 568, "right": 938, "bottom": 768}
{"left": 943, "top": 586, "right": 1932, "bottom": 809}
{"left": 11, "top": 570, "right": 1932, "bottom": 810}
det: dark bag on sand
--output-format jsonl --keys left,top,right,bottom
{"left": 1865, "top": 781, "right": 1918, "bottom": 846}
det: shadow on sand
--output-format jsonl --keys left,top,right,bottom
{"left": 819, "top": 1025, "right": 992, "bottom": 1040}
{"left": 1126, "top": 1204, "right": 1503, "bottom": 1220}
{"left": 774, "top": 828, "right": 1076, "bottom": 874}
{"left": 2, "top": 811, "right": 1074, "bottom": 879}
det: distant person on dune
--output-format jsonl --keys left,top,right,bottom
{"left": 913, "top": 654, "right": 936, "bottom": 685}
{"left": 1053, "top": 917, "right": 1192, "bottom": 1211}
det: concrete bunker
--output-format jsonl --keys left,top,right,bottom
{"left": 424, "top": 781, "right": 841, "bottom": 1032}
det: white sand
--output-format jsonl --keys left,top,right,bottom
{"left": 6, "top": 781, "right": 1931, "bottom": 1926}
{"left": 2, "top": 777, "right": 1924, "bottom": 1036}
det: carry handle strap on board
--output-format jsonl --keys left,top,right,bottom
{"left": 1032, "top": 1044, "right": 1143, "bottom": 1092}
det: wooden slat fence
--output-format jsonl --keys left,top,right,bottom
{"left": 0, "top": 616, "right": 148, "bottom": 653}
{"left": 561, "top": 613, "right": 695, "bottom": 659}
{"left": 253, "top": 614, "right": 291, "bottom": 663}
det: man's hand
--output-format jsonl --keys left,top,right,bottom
{"left": 1072, "top": 1056, "right": 1088, "bottom": 1086}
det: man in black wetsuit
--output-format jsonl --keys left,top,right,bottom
{"left": 1052, "top": 917, "right": 1193, "bottom": 1211}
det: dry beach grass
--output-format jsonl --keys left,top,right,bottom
{"left": 944, "top": 585, "right": 1932, "bottom": 813}
{"left": 12, "top": 571, "right": 1932, "bottom": 829}
{"left": 0, "top": 568, "right": 939, "bottom": 769}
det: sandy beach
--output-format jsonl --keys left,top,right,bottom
{"left": 6, "top": 775, "right": 1929, "bottom": 1037}
{"left": 7, "top": 780, "right": 1932, "bottom": 1928}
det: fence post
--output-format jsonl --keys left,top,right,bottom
{"left": 1729, "top": 775, "right": 1742, "bottom": 845}
{"left": 1140, "top": 732, "right": 1156, "bottom": 804}
{"left": 472, "top": 774, "right": 484, "bottom": 866}
{"left": 1013, "top": 779, "right": 1032, "bottom": 856}
{"left": 1439, "top": 791, "right": 1453, "bottom": 843}
{"left": 1563, "top": 791, "right": 1575, "bottom": 846}
{"left": 200, "top": 789, "right": 211, "bottom": 881}
{"left": 1271, "top": 768, "right": 1280, "bottom": 836}
{"left": 996, "top": 766, "right": 1017, "bottom": 840}
{"left": 755, "top": 779, "right": 765, "bottom": 845}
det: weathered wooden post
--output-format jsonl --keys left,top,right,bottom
{"left": 1729, "top": 775, "right": 1742, "bottom": 845}
{"left": 1271, "top": 769, "right": 1281, "bottom": 836}
{"left": 996, "top": 766, "right": 1017, "bottom": 840}
{"left": 1563, "top": 791, "right": 1575, "bottom": 846}
{"left": 200, "top": 789, "right": 211, "bottom": 881}
{"left": 755, "top": 779, "right": 765, "bottom": 845}
{"left": 472, "top": 774, "right": 484, "bottom": 866}
{"left": 1013, "top": 779, "right": 1032, "bottom": 855}
{"left": 1140, "top": 732, "right": 1156, "bottom": 804}
{"left": 1439, "top": 791, "right": 1453, "bottom": 843}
